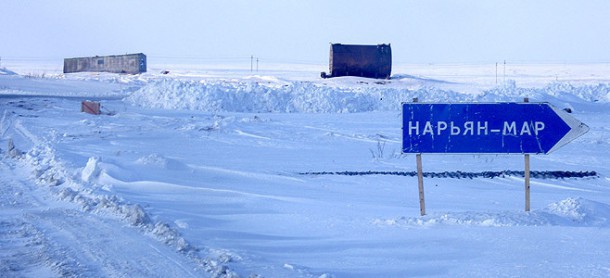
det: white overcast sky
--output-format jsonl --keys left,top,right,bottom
{"left": 2, "top": 0, "right": 610, "bottom": 65}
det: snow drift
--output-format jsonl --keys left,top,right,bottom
{"left": 376, "top": 197, "right": 610, "bottom": 228}
{"left": 126, "top": 78, "right": 610, "bottom": 113}
{"left": 0, "top": 67, "right": 18, "bottom": 75}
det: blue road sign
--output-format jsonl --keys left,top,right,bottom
{"left": 402, "top": 103, "right": 589, "bottom": 154}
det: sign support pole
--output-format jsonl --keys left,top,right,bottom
{"left": 416, "top": 153, "right": 426, "bottom": 216}
{"left": 525, "top": 154, "right": 530, "bottom": 211}
{"left": 524, "top": 97, "right": 531, "bottom": 212}
{"left": 412, "top": 98, "right": 426, "bottom": 216}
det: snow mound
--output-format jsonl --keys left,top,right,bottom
{"left": 125, "top": 79, "right": 463, "bottom": 113}
{"left": 81, "top": 157, "right": 101, "bottom": 182}
{"left": 135, "top": 153, "right": 188, "bottom": 171}
{"left": 543, "top": 197, "right": 610, "bottom": 226}
{"left": 125, "top": 79, "right": 610, "bottom": 113}
{"left": 0, "top": 67, "right": 18, "bottom": 75}
{"left": 376, "top": 197, "right": 610, "bottom": 228}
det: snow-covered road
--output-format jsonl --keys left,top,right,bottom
{"left": 0, "top": 158, "right": 206, "bottom": 277}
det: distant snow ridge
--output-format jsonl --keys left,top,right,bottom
{"left": 482, "top": 80, "right": 610, "bottom": 103}
{"left": 376, "top": 197, "right": 610, "bottom": 228}
{"left": 126, "top": 79, "right": 609, "bottom": 113}
{"left": 479, "top": 80, "right": 610, "bottom": 102}
{"left": 0, "top": 67, "right": 18, "bottom": 75}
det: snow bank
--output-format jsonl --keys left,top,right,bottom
{"left": 544, "top": 197, "right": 610, "bottom": 226}
{"left": 125, "top": 78, "right": 610, "bottom": 113}
{"left": 481, "top": 80, "right": 610, "bottom": 103}
{"left": 375, "top": 197, "right": 610, "bottom": 228}
{"left": 125, "top": 79, "right": 467, "bottom": 113}
{"left": 0, "top": 67, "right": 18, "bottom": 75}
{"left": 11, "top": 143, "right": 238, "bottom": 277}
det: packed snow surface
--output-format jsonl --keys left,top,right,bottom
{"left": 1, "top": 63, "right": 610, "bottom": 277}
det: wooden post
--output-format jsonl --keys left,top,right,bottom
{"left": 413, "top": 97, "right": 426, "bottom": 216}
{"left": 524, "top": 97, "right": 531, "bottom": 212}
{"left": 525, "top": 153, "right": 531, "bottom": 211}
{"left": 416, "top": 153, "right": 426, "bottom": 216}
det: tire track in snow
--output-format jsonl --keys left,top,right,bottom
{"left": 1, "top": 160, "right": 202, "bottom": 277}
{"left": 0, "top": 103, "right": 239, "bottom": 277}
{"left": 0, "top": 162, "right": 56, "bottom": 277}
{"left": 26, "top": 209, "right": 201, "bottom": 277}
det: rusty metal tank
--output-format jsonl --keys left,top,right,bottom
{"left": 321, "top": 43, "right": 391, "bottom": 79}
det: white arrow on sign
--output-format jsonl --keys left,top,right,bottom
{"left": 547, "top": 105, "right": 590, "bottom": 153}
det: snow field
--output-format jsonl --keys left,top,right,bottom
{"left": 1, "top": 64, "right": 610, "bottom": 277}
